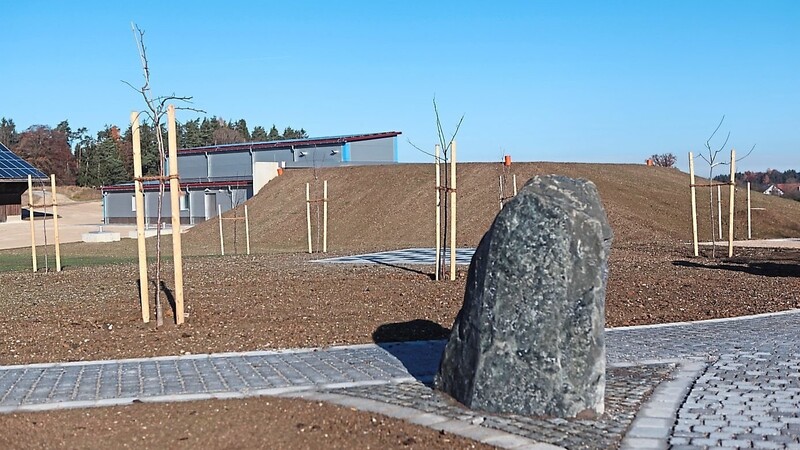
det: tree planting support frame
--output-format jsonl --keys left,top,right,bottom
{"left": 433, "top": 141, "right": 458, "bottom": 281}
{"left": 217, "top": 204, "right": 251, "bottom": 256}
{"left": 305, "top": 180, "right": 328, "bottom": 254}
{"left": 498, "top": 155, "right": 517, "bottom": 211}
{"left": 688, "top": 149, "right": 736, "bottom": 258}
{"left": 131, "top": 105, "right": 185, "bottom": 325}
{"left": 26, "top": 174, "right": 62, "bottom": 273}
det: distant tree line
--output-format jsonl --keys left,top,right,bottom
{"left": 0, "top": 117, "right": 307, "bottom": 187}
{"left": 714, "top": 169, "right": 800, "bottom": 200}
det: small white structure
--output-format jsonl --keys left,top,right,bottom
{"left": 82, "top": 228, "right": 121, "bottom": 243}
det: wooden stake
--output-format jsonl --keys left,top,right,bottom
{"left": 218, "top": 204, "right": 225, "bottom": 256}
{"left": 717, "top": 185, "right": 723, "bottom": 239}
{"left": 131, "top": 111, "right": 149, "bottom": 323}
{"left": 728, "top": 149, "right": 736, "bottom": 258}
{"left": 306, "top": 183, "right": 312, "bottom": 253}
{"left": 434, "top": 144, "right": 441, "bottom": 281}
{"left": 322, "top": 180, "right": 328, "bottom": 253}
{"left": 747, "top": 182, "right": 752, "bottom": 240}
{"left": 689, "top": 152, "right": 699, "bottom": 257}
{"left": 167, "top": 105, "right": 185, "bottom": 325}
{"left": 498, "top": 175, "right": 504, "bottom": 211}
{"left": 50, "top": 174, "right": 61, "bottom": 272}
{"left": 28, "top": 175, "right": 37, "bottom": 273}
{"left": 450, "top": 140, "right": 457, "bottom": 281}
{"left": 512, "top": 174, "right": 517, "bottom": 196}
{"left": 244, "top": 204, "right": 251, "bottom": 255}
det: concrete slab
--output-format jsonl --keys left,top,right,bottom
{"left": 697, "top": 238, "right": 800, "bottom": 249}
{"left": 81, "top": 231, "right": 121, "bottom": 243}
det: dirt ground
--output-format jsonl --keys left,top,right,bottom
{"left": 0, "top": 243, "right": 798, "bottom": 448}
{"left": 1, "top": 243, "right": 798, "bottom": 365}
{"left": 0, "top": 397, "right": 490, "bottom": 450}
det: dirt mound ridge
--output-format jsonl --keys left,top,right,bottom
{"left": 182, "top": 162, "right": 800, "bottom": 255}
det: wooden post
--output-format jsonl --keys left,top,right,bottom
{"left": 728, "top": 149, "right": 736, "bottom": 258}
{"left": 689, "top": 152, "right": 699, "bottom": 257}
{"left": 244, "top": 204, "right": 251, "bottom": 255}
{"left": 167, "top": 105, "right": 185, "bottom": 325}
{"left": 717, "top": 185, "right": 723, "bottom": 239}
{"left": 449, "top": 140, "right": 457, "bottom": 281}
{"left": 512, "top": 174, "right": 517, "bottom": 196}
{"left": 306, "top": 183, "right": 312, "bottom": 253}
{"left": 50, "top": 174, "right": 62, "bottom": 272}
{"left": 28, "top": 175, "right": 37, "bottom": 273}
{"left": 434, "top": 144, "right": 441, "bottom": 281}
{"left": 218, "top": 204, "right": 225, "bottom": 256}
{"left": 131, "top": 111, "right": 149, "bottom": 323}
{"left": 498, "top": 176, "right": 504, "bottom": 211}
{"left": 323, "top": 180, "right": 328, "bottom": 253}
{"left": 747, "top": 182, "right": 752, "bottom": 240}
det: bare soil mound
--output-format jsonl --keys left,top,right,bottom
{"left": 182, "top": 163, "right": 800, "bottom": 256}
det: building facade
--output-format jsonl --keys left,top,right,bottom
{"left": 101, "top": 131, "right": 400, "bottom": 224}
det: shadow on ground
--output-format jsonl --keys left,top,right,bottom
{"left": 372, "top": 319, "right": 450, "bottom": 343}
{"left": 673, "top": 260, "right": 800, "bottom": 277}
{"left": 362, "top": 259, "right": 435, "bottom": 279}
{"left": 372, "top": 319, "right": 450, "bottom": 383}
{"left": 22, "top": 209, "right": 58, "bottom": 220}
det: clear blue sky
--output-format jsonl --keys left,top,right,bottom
{"left": 3, "top": 1, "right": 798, "bottom": 173}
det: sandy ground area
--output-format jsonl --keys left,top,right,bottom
{"left": 0, "top": 201, "right": 136, "bottom": 251}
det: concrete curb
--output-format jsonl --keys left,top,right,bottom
{"left": 281, "top": 390, "right": 565, "bottom": 450}
{"left": 618, "top": 360, "right": 707, "bottom": 450}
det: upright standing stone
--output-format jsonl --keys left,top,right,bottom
{"left": 436, "top": 175, "right": 612, "bottom": 418}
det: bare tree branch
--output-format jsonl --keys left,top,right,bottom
{"left": 407, "top": 139, "right": 439, "bottom": 159}
{"left": 718, "top": 143, "right": 757, "bottom": 165}
{"left": 706, "top": 115, "right": 725, "bottom": 150}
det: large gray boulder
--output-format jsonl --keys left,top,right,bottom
{"left": 435, "top": 175, "right": 612, "bottom": 418}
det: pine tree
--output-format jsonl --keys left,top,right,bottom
{"left": 251, "top": 126, "right": 268, "bottom": 142}
{"left": 0, "top": 117, "right": 18, "bottom": 147}
{"left": 282, "top": 127, "right": 308, "bottom": 139}
{"left": 199, "top": 117, "right": 219, "bottom": 146}
{"left": 267, "top": 125, "right": 281, "bottom": 141}
{"left": 234, "top": 119, "right": 250, "bottom": 141}
{"left": 179, "top": 118, "right": 204, "bottom": 149}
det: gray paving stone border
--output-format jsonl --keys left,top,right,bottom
{"left": 317, "top": 362, "right": 675, "bottom": 449}
{"left": 282, "top": 389, "right": 565, "bottom": 450}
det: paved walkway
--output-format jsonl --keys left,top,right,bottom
{"left": 0, "top": 310, "right": 798, "bottom": 449}
{"left": 313, "top": 247, "right": 477, "bottom": 266}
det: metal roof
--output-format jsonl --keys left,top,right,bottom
{"left": 101, "top": 180, "right": 252, "bottom": 193}
{"left": 178, "top": 131, "right": 402, "bottom": 156}
{"left": 0, "top": 143, "right": 47, "bottom": 182}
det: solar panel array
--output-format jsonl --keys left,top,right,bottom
{"left": 0, "top": 143, "right": 47, "bottom": 180}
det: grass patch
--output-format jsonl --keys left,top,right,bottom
{"left": 0, "top": 253, "right": 136, "bottom": 273}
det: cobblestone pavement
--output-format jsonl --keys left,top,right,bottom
{"left": 312, "top": 247, "right": 476, "bottom": 265}
{"left": 305, "top": 364, "right": 674, "bottom": 450}
{"left": 0, "top": 310, "right": 798, "bottom": 449}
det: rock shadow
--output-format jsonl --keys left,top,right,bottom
{"left": 673, "top": 260, "right": 800, "bottom": 277}
{"left": 372, "top": 319, "right": 450, "bottom": 384}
